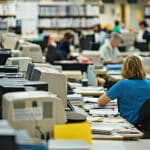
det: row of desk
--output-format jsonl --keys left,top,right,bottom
{"left": 62, "top": 51, "right": 150, "bottom": 147}
{"left": 1, "top": 49, "right": 150, "bottom": 149}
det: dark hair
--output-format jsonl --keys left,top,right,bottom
{"left": 63, "top": 32, "right": 74, "bottom": 41}
{"left": 139, "top": 20, "right": 148, "bottom": 28}
{"left": 38, "top": 28, "right": 44, "bottom": 34}
{"left": 115, "top": 20, "right": 120, "bottom": 26}
{"left": 93, "top": 24, "right": 101, "bottom": 32}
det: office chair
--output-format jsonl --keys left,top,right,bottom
{"left": 86, "top": 34, "right": 95, "bottom": 43}
{"left": 134, "top": 41, "right": 149, "bottom": 51}
{"left": 136, "top": 99, "right": 150, "bottom": 138}
{"left": 89, "top": 42, "right": 101, "bottom": 50}
{"left": 79, "top": 36, "right": 91, "bottom": 51}
{"left": 46, "top": 45, "right": 64, "bottom": 64}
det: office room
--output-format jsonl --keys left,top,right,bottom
{"left": 0, "top": 0, "right": 150, "bottom": 149}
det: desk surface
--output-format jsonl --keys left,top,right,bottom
{"left": 119, "top": 51, "right": 150, "bottom": 57}
{"left": 92, "top": 139, "right": 150, "bottom": 150}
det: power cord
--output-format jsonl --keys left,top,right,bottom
{"left": 35, "top": 126, "right": 45, "bottom": 140}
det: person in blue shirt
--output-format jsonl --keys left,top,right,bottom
{"left": 98, "top": 55, "right": 150, "bottom": 125}
{"left": 31, "top": 28, "right": 46, "bottom": 42}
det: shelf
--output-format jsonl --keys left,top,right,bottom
{"left": 0, "top": 28, "right": 7, "bottom": 30}
{"left": 0, "top": 14, "right": 16, "bottom": 17}
{"left": 144, "top": 16, "right": 150, "bottom": 18}
{"left": 39, "top": 3, "right": 85, "bottom": 6}
{"left": 38, "top": 15, "right": 99, "bottom": 18}
{"left": 38, "top": 27, "right": 92, "bottom": 30}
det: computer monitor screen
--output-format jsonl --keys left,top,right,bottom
{"left": 102, "top": 0, "right": 114, "bottom": 3}
{"left": 127, "top": 0, "right": 137, "bottom": 3}
{"left": 0, "top": 50, "right": 11, "bottom": 65}
{"left": 0, "top": 136, "right": 16, "bottom": 150}
{"left": 26, "top": 63, "right": 35, "bottom": 80}
{"left": 86, "top": 34, "right": 95, "bottom": 43}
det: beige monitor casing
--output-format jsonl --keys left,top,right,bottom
{"left": 1, "top": 32, "right": 18, "bottom": 49}
{"left": 82, "top": 51, "right": 102, "bottom": 66}
{"left": 6, "top": 57, "right": 32, "bottom": 72}
{"left": 2, "top": 91, "right": 67, "bottom": 138}
{"left": 31, "top": 67, "right": 67, "bottom": 108}
{"left": 21, "top": 44, "right": 44, "bottom": 63}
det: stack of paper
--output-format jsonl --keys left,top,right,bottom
{"left": 91, "top": 123, "right": 113, "bottom": 135}
{"left": 89, "top": 108, "right": 119, "bottom": 117}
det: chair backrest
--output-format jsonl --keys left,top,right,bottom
{"left": 46, "top": 45, "right": 63, "bottom": 64}
{"left": 137, "top": 99, "right": 150, "bottom": 138}
{"left": 41, "top": 35, "right": 49, "bottom": 51}
{"left": 79, "top": 36, "right": 91, "bottom": 51}
{"left": 134, "top": 42, "right": 149, "bottom": 51}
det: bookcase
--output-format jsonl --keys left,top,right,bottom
{"left": 144, "top": 5, "right": 150, "bottom": 26}
{"left": 38, "top": 4, "right": 100, "bottom": 30}
{"left": 0, "top": 3, "right": 16, "bottom": 28}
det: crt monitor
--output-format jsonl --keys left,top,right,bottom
{"left": 30, "top": 67, "right": 67, "bottom": 107}
{"left": 21, "top": 43, "right": 43, "bottom": 63}
{"left": 82, "top": 50, "right": 102, "bottom": 66}
{"left": 1, "top": 32, "right": 18, "bottom": 49}
{"left": 6, "top": 57, "right": 32, "bottom": 72}
{"left": 2, "top": 91, "right": 67, "bottom": 139}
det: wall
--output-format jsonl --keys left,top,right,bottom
{"left": 100, "top": 3, "right": 121, "bottom": 28}
{"left": 99, "top": 0, "right": 149, "bottom": 31}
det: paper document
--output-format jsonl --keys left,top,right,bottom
{"left": 90, "top": 108, "right": 119, "bottom": 116}
{"left": 83, "top": 97, "right": 98, "bottom": 103}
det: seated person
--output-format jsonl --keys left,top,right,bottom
{"left": 57, "top": 32, "right": 74, "bottom": 60}
{"left": 46, "top": 43, "right": 64, "bottom": 64}
{"left": 98, "top": 55, "right": 150, "bottom": 125}
{"left": 93, "top": 24, "right": 107, "bottom": 45}
{"left": 112, "top": 20, "right": 121, "bottom": 33}
{"left": 30, "top": 28, "right": 46, "bottom": 42}
{"left": 134, "top": 20, "right": 150, "bottom": 51}
{"left": 99, "top": 33, "right": 123, "bottom": 64}
{"left": 137, "top": 20, "right": 150, "bottom": 44}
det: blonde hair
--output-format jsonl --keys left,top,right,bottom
{"left": 121, "top": 55, "right": 146, "bottom": 79}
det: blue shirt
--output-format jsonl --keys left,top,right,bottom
{"left": 106, "top": 79, "right": 150, "bottom": 124}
